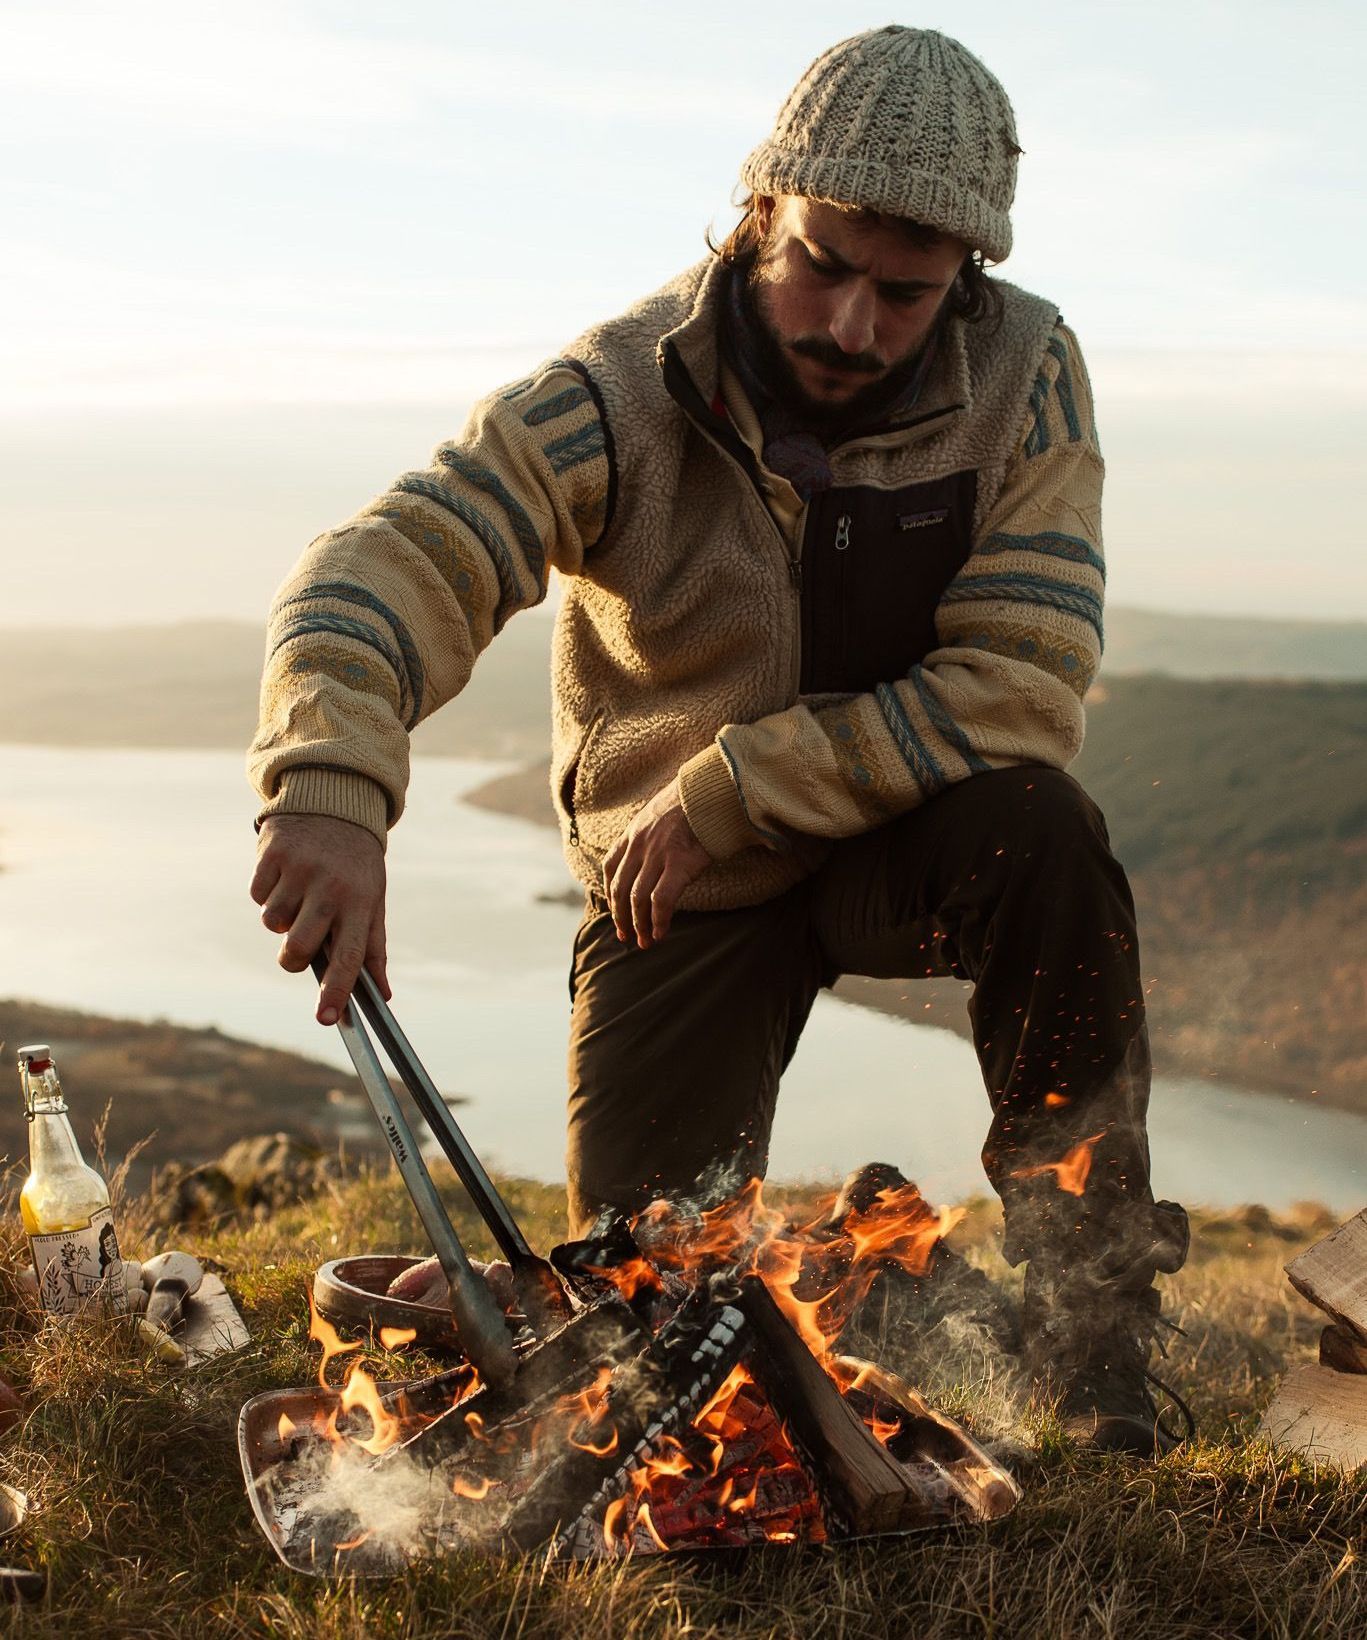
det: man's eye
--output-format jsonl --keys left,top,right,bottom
{"left": 802, "top": 247, "right": 841, "bottom": 276}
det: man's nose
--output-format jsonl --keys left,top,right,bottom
{"left": 827, "top": 282, "right": 877, "bottom": 358}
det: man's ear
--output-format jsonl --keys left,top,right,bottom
{"left": 754, "top": 194, "right": 775, "bottom": 236}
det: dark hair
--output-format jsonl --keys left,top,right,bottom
{"left": 708, "top": 192, "right": 1003, "bottom": 329}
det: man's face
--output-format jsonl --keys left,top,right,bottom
{"left": 747, "top": 195, "right": 967, "bottom": 419}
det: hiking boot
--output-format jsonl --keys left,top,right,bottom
{"left": 826, "top": 1163, "right": 1021, "bottom": 1356}
{"left": 1026, "top": 1282, "right": 1194, "bottom": 1457}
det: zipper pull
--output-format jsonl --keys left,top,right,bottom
{"left": 834, "top": 514, "right": 852, "bottom": 552}
{"left": 788, "top": 558, "right": 803, "bottom": 593}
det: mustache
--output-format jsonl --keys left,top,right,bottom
{"left": 787, "top": 336, "right": 886, "bottom": 376}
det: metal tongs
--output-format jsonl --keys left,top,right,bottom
{"left": 311, "top": 958, "right": 571, "bottom": 1389}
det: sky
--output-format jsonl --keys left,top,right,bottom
{"left": 3, "top": 0, "right": 1365, "bottom": 622}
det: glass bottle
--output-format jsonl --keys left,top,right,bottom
{"left": 17, "top": 1045, "right": 126, "bottom": 1317}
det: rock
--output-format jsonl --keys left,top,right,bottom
{"left": 145, "top": 1132, "right": 339, "bottom": 1229}
{"left": 217, "top": 1132, "right": 335, "bottom": 1205}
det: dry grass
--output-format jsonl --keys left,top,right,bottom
{"left": 0, "top": 1169, "right": 1361, "bottom": 1640}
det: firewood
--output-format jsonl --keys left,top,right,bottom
{"left": 380, "top": 1295, "right": 648, "bottom": 1466}
{"left": 1259, "top": 1362, "right": 1367, "bottom": 1470}
{"left": 1285, "top": 1209, "right": 1367, "bottom": 1340}
{"left": 1320, "top": 1323, "right": 1367, "bottom": 1376}
{"left": 500, "top": 1279, "right": 749, "bottom": 1552}
{"left": 734, "top": 1276, "right": 926, "bottom": 1537}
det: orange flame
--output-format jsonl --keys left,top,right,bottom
{"left": 602, "top": 1495, "right": 630, "bottom": 1549}
{"left": 335, "top": 1529, "right": 373, "bottom": 1552}
{"left": 451, "top": 1472, "right": 498, "bottom": 1500}
{"left": 277, "top": 1412, "right": 298, "bottom": 1444}
{"left": 291, "top": 1170, "right": 977, "bottom": 1558}
{"left": 637, "top": 1500, "right": 669, "bottom": 1552}
{"left": 307, "top": 1291, "right": 362, "bottom": 1390}
{"left": 339, "top": 1362, "right": 402, "bottom": 1456}
{"left": 1011, "top": 1130, "right": 1107, "bottom": 1196}
{"left": 568, "top": 1426, "right": 619, "bottom": 1459}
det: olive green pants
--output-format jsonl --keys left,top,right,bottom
{"left": 565, "top": 766, "right": 1171, "bottom": 1276}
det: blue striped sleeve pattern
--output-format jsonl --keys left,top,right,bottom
{"left": 510, "top": 364, "right": 615, "bottom": 548}
{"left": 936, "top": 323, "right": 1105, "bottom": 701}
{"left": 342, "top": 362, "right": 612, "bottom": 640}
{"left": 1024, "top": 324, "right": 1093, "bottom": 459}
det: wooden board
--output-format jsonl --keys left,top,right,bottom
{"left": 181, "top": 1274, "right": 251, "bottom": 1367}
{"left": 736, "top": 1276, "right": 925, "bottom": 1538}
{"left": 1285, "top": 1209, "right": 1367, "bottom": 1340}
{"left": 1259, "top": 1363, "right": 1367, "bottom": 1470}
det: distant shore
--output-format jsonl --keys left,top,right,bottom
{"left": 0, "top": 997, "right": 382, "bottom": 1189}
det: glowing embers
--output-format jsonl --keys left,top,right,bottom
{"left": 240, "top": 1177, "right": 1019, "bottom": 1571}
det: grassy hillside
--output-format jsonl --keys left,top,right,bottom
{"left": 0, "top": 1165, "right": 1356, "bottom": 1638}
{"left": 0, "top": 1000, "right": 380, "bottom": 1191}
{"left": 1074, "top": 676, "right": 1366, "bottom": 875}
{"left": 465, "top": 675, "right": 1367, "bottom": 1114}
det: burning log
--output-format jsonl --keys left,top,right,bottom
{"left": 385, "top": 1295, "right": 649, "bottom": 1469}
{"left": 736, "top": 1275, "right": 945, "bottom": 1537}
{"left": 241, "top": 1170, "right": 1025, "bottom": 1571}
{"left": 505, "top": 1276, "right": 749, "bottom": 1553}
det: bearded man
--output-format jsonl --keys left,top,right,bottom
{"left": 248, "top": 27, "right": 1189, "bottom": 1454}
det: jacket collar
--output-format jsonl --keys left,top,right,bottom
{"left": 656, "top": 256, "right": 972, "bottom": 446}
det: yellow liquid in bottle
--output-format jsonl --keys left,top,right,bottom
{"left": 21, "top": 1175, "right": 109, "bottom": 1236}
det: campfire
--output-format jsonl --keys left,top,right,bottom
{"left": 240, "top": 1176, "right": 1019, "bottom": 1572}
{"left": 239, "top": 969, "right": 1018, "bottom": 1572}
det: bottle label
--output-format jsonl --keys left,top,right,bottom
{"left": 29, "top": 1207, "right": 128, "bottom": 1317}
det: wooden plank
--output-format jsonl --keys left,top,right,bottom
{"left": 735, "top": 1276, "right": 923, "bottom": 1538}
{"left": 1260, "top": 1363, "right": 1367, "bottom": 1470}
{"left": 181, "top": 1274, "right": 251, "bottom": 1367}
{"left": 1285, "top": 1209, "right": 1367, "bottom": 1339}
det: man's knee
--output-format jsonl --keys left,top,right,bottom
{"left": 957, "top": 765, "right": 1111, "bottom": 861}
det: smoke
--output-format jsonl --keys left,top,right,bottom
{"left": 263, "top": 1437, "right": 449, "bottom": 1573}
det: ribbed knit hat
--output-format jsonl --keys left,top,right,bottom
{"left": 741, "top": 26, "right": 1020, "bottom": 263}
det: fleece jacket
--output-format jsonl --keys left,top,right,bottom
{"left": 248, "top": 255, "right": 1104, "bottom": 912}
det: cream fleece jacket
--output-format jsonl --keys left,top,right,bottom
{"left": 249, "top": 257, "right": 1103, "bottom": 912}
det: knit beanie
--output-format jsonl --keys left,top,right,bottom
{"left": 740, "top": 26, "right": 1019, "bottom": 263}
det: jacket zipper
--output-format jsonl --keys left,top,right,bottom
{"left": 834, "top": 513, "right": 852, "bottom": 676}
{"left": 660, "top": 344, "right": 803, "bottom": 699}
{"left": 563, "top": 709, "right": 604, "bottom": 848}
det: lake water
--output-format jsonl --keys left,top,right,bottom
{"left": 0, "top": 745, "right": 1361, "bottom": 1213}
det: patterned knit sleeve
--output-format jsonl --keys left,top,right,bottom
{"left": 678, "top": 323, "right": 1104, "bottom": 857}
{"left": 247, "top": 360, "right": 614, "bottom": 844}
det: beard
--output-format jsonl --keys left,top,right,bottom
{"left": 738, "top": 253, "right": 940, "bottom": 436}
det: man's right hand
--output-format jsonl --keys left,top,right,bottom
{"left": 250, "top": 814, "right": 390, "bottom": 1025}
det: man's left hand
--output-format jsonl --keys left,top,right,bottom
{"left": 603, "top": 776, "right": 712, "bottom": 948}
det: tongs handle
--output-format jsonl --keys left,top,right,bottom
{"left": 351, "top": 965, "right": 536, "bottom": 1267}
{"left": 312, "top": 959, "right": 517, "bottom": 1388}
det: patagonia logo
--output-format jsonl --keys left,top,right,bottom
{"left": 899, "top": 508, "right": 950, "bottom": 531}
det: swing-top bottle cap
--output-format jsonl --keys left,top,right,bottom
{"left": 17, "top": 1045, "right": 53, "bottom": 1074}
